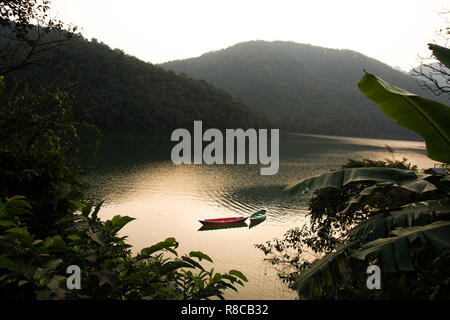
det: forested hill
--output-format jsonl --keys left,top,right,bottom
{"left": 161, "top": 40, "right": 448, "bottom": 140}
{"left": 9, "top": 37, "right": 269, "bottom": 135}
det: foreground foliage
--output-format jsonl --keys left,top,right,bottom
{"left": 257, "top": 158, "right": 450, "bottom": 299}
{"left": 0, "top": 197, "right": 247, "bottom": 299}
{"left": 0, "top": 77, "right": 99, "bottom": 237}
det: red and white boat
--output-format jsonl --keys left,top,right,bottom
{"left": 198, "top": 216, "right": 248, "bottom": 226}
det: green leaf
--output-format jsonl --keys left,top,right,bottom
{"left": 139, "top": 238, "right": 179, "bottom": 258}
{"left": 352, "top": 221, "right": 450, "bottom": 272}
{"left": 159, "top": 261, "right": 194, "bottom": 274}
{"left": 69, "top": 200, "right": 85, "bottom": 211}
{"left": 91, "top": 201, "right": 103, "bottom": 220}
{"left": 44, "top": 259, "right": 63, "bottom": 270}
{"left": 87, "top": 230, "right": 105, "bottom": 247}
{"left": 291, "top": 244, "right": 353, "bottom": 299}
{"left": 6, "top": 227, "right": 34, "bottom": 245}
{"left": 44, "top": 235, "right": 66, "bottom": 250}
{"left": 81, "top": 204, "right": 93, "bottom": 217}
{"left": 181, "top": 256, "right": 204, "bottom": 270}
{"left": 95, "top": 271, "right": 119, "bottom": 290}
{"left": 189, "top": 251, "right": 213, "bottom": 263}
{"left": 358, "top": 72, "right": 450, "bottom": 163}
{"left": 18, "top": 280, "right": 29, "bottom": 287}
{"left": 228, "top": 270, "right": 248, "bottom": 282}
{"left": 7, "top": 195, "right": 26, "bottom": 201}
{"left": 55, "top": 214, "right": 76, "bottom": 225}
{"left": 0, "top": 220, "right": 17, "bottom": 227}
{"left": 65, "top": 219, "right": 88, "bottom": 231}
{"left": 0, "top": 256, "right": 18, "bottom": 271}
{"left": 223, "top": 282, "right": 238, "bottom": 292}
{"left": 33, "top": 268, "right": 48, "bottom": 281}
{"left": 67, "top": 234, "right": 81, "bottom": 241}
{"left": 282, "top": 167, "right": 435, "bottom": 196}
{"left": 349, "top": 198, "right": 450, "bottom": 244}
{"left": 4, "top": 197, "right": 32, "bottom": 216}
{"left": 5, "top": 198, "right": 31, "bottom": 210}
{"left": 3, "top": 207, "right": 32, "bottom": 216}
{"left": 105, "top": 215, "right": 135, "bottom": 235}
{"left": 428, "top": 43, "right": 450, "bottom": 69}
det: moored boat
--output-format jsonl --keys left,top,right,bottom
{"left": 198, "top": 221, "right": 248, "bottom": 231}
{"left": 198, "top": 216, "right": 248, "bottom": 226}
{"left": 249, "top": 209, "right": 266, "bottom": 222}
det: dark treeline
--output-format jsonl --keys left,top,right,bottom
{"left": 162, "top": 40, "right": 449, "bottom": 140}
{"left": 6, "top": 35, "right": 270, "bottom": 136}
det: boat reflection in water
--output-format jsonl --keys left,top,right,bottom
{"left": 198, "top": 221, "right": 248, "bottom": 231}
{"left": 249, "top": 215, "right": 266, "bottom": 229}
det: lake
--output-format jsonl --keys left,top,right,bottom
{"left": 85, "top": 133, "right": 437, "bottom": 300}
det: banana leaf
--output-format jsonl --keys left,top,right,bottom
{"left": 282, "top": 167, "right": 435, "bottom": 196}
{"left": 292, "top": 214, "right": 450, "bottom": 298}
{"left": 358, "top": 72, "right": 450, "bottom": 163}
{"left": 290, "top": 243, "right": 356, "bottom": 299}
{"left": 428, "top": 43, "right": 450, "bottom": 69}
{"left": 351, "top": 220, "right": 450, "bottom": 273}
{"left": 348, "top": 198, "right": 450, "bottom": 244}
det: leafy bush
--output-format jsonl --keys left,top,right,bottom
{"left": 0, "top": 196, "right": 247, "bottom": 300}
{"left": 0, "top": 78, "right": 100, "bottom": 237}
{"left": 341, "top": 158, "right": 417, "bottom": 170}
{"left": 257, "top": 157, "right": 450, "bottom": 299}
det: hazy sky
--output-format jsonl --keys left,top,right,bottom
{"left": 50, "top": 0, "right": 448, "bottom": 71}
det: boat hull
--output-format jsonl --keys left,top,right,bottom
{"left": 199, "top": 216, "right": 248, "bottom": 226}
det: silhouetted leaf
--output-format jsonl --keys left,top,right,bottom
{"left": 283, "top": 168, "right": 435, "bottom": 196}
{"left": 189, "top": 251, "right": 213, "bottom": 263}
{"left": 429, "top": 43, "right": 450, "bottom": 69}
{"left": 139, "top": 238, "right": 179, "bottom": 258}
{"left": 229, "top": 270, "right": 248, "bottom": 282}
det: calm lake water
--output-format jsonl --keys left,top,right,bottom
{"left": 85, "top": 133, "right": 437, "bottom": 300}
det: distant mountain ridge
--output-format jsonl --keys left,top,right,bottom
{"left": 161, "top": 40, "right": 448, "bottom": 140}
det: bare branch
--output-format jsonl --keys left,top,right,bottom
{"left": 412, "top": 11, "right": 450, "bottom": 99}
{"left": 0, "top": 0, "right": 80, "bottom": 75}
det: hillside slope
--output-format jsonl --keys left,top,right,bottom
{"left": 162, "top": 40, "right": 448, "bottom": 139}
{"left": 9, "top": 37, "right": 270, "bottom": 135}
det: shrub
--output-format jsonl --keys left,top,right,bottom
{"left": 0, "top": 196, "right": 247, "bottom": 299}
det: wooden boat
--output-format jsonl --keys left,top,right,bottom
{"left": 198, "top": 221, "right": 248, "bottom": 231}
{"left": 198, "top": 216, "right": 248, "bottom": 226}
{"left": 198, "top": 209, "right": 266, "bottom": 227}
{"left": 249, "top": 209, "right": 266, "bottom": 222}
